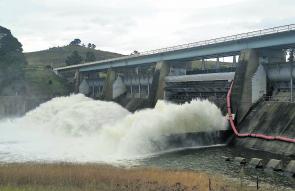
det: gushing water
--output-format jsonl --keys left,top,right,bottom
{"left": 0, "top": 94, "right": 227, "bottom": 163}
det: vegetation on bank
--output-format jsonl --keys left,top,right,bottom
{"left": 0, "top": 25, "right": 71, "bottom": 97}
{"left": 25, "top": 45, "right": 123, "bottom": 68}
{"left": 24, "top": 66, "right": 70, "bottom": 96}
{"left": 0, "top": 26, "right": 26, "bottom": 96}
{"left": 0, "top": 163, "right": 285, "bottom": 191}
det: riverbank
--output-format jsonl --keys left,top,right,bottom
{"left": 0, "top": 163, "right": 286, "bottom": 191}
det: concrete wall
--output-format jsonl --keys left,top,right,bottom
{"left": 79, "top": 79, "right": 90, "bottom": 95}
{"left": 0, "top": 96, "right": 52, "bottom": 118}
{"left": 112, "top": 76, "right": 127, "bottom": 99}
{"left": 148, "top": 61, "right": 170, "bottom": 106}
{"left": 234, "top": 101, "right": 295, "bottom": 156}
{"left": 231, "top": 49, "right": 260, "bottom": 123}
{"left": 251, "top": 64, "right": 267, "bottom": 103}
{"left": 102, "top": 69, "right": 116, "bottom": 100}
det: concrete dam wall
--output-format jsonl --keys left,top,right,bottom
{"left": 231, "top": 49, "right": 295, "bottom": 156}
{"left": 66, "top": 46, "right": 294, "bottom": 156}
{"left": 234, "top": 101, "right": 295, "bottom": 156}
{"left": 0, "top": 96, "right": 52, "bottom": 118}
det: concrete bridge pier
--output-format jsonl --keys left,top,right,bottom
{"left": 74, "top": 69, "right": 80, "bottom": 93}
{"left": 216, "top": 57, "right": 220, "bottom": 70}
{"left": 231, "top": 49, "right": 260, "bottom": 123}
{"left": 201, "top": 58, "right": 205, "bottom": 70}
{"left": 233, "top": 56, "right": 237, "bottom": 67}
{"left": 148, "top": 61, "right": 170, "bottom": 106}
{"left": 102, "top": 69, "right": 116, "bottom": 100}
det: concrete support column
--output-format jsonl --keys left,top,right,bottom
{"left": 102, "top": 69, "right": 116, "bottom": 100}
{"left": 138, "top": 72, "right": 141, "bottom": 98}
{"left": 233, "top": 55, "right": 237, "bottom": 67}
{"left": 231, "top": 49, "right": 260, "bottom": 123}
{"left": 202, "top": 58, "right": 205, "bottom": 70}
{"left": 291, "top": 63, "right": 293, "bottom": 102}
{"left": 216, "top": 57, "right": 220, "bottom": 70}
{"left": 147, "top": 73, "right": 150, "bottom": 97}
{"left": 74, "top": 69, "right": 80, "bottom": 93}
{"left": 148, "top": 61, "right": 170, "bottom": 106}
{"left": 130, "top": 72, "right": 133, "bottom": 97}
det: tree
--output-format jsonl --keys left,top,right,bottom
{"left": 85, "top": 51, "right": 96, "bottom": 62}
{"left": 91, "top": 44, "right": 96, "bottom": 49}
{"left": 87, "top": 43, "right": 92, "bottom": 48}
{"left": 131, "top": 50, "right": 140, "bottom": 55}
{"left": 69, "top": 39, "right": 81, "bottom": 46}
{"left": 65, "top": 51, "right": 83, "bottom": 65}
{"left": 0, "top": 26, "right": 26, "bottom": 95}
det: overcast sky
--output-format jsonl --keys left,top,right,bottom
{"left": 1, "top": 0, "right": 294, "bottom": 54}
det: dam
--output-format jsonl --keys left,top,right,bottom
{"left": 0, "top": 24, "right": 294, "bottom": 190}
{"left": 53, "top": 24, "right": 295, "bottom": 157}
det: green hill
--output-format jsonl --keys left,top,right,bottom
{"left": 24, "top": 66, "right": 70, "bottom": 96}
{"left": 25, "top": 45, "right": 123, "bottom": 68}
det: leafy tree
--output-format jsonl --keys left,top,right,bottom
{"left": 91, "top": 44, "right": 96, "bottom": 49}
{"left": 65, "top": 51, "right": 83, "bottom": 65}
{"left": 0, "top": 26, "right": 26, "bottom": 95}
{"left": 85, "top": 51, "right": 96, "bottom": 62}
{"left": 87, "top": 43, "right": 92, "bottom": 48}
{"left": 69, "top": 39, "right": 81, "bottom": 46}
{"left": 131, "top": 50, "right": 140, "bottom": 55}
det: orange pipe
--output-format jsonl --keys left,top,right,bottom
{"left": 226, "top": 81, "right": 295, "bottom": 143}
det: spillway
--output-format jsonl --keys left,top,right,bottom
{"left": 0, "top": 94, "right": 227, "bottom": 163}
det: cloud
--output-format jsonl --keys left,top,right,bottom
{"left": 0, "top": 0, "right": 294, "bottom": 54}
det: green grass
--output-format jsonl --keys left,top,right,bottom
{"left": 25, "top": 45, "right": 123, "bottom": 68}
{"left": 24, "top": 67, "right": 71, "bottom": 96}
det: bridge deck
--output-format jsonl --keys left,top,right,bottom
{"left": 54, "top": 24, "right": 295, "bottom": 72}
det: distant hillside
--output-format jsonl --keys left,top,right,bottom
{"left": 25, "top": 45, "right": 123, "bottom": 68}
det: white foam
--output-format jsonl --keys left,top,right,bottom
{"left": 0, "top": 94, "right": 227, "bottom": 163}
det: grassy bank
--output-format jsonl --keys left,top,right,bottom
{"left": 24, "top": 66, "right": 71, "bottom": 96}
{"left": 0, "top": 163, "right": 282, "bottom": 191}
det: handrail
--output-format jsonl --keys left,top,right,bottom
{"left": 140, "top": 24, "right": 295, "bottom": 56}
{"left": 54, "top": 24, "right": 295, "bottom": 71}
{"left": 226, "top": 81, "right": 295, "bottom": 143}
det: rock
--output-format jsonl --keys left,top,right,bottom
{"left": 221, "top": 156, "right": 231, "bottom": 161}
{"left": 265, "top": 159, "right": 283, "bottom": 171}
{"left": 285, "top": 160, "right": 295, "bottom": 177}
{"left": 234, "top": 157, "right": 246, "bottom": 165}
{"left": 249, "top": 158, "right": 263, "bottom": 168}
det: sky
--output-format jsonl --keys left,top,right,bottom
{"left": 0, "top": 0, "right": 295, "bottom": 54}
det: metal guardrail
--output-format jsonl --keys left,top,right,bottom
{"left": 186, "top": 67, "right": 236, "bottom": 75}
{"left": 54, "top": 24, "right": 295, "bottom": 71}
{"left": 139, "top": 24, "right": 295, "bottom": 56}
{"left": 263, "top": 95, "right": 294, "bottom": 103}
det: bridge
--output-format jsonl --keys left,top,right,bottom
{"left": 54, "top": 24, "right": 295, "bottom": 114}
{"left": 54, "top": 24, "right": 295, "bottom": 72}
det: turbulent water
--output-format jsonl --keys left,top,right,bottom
{"left": 0, "top": 94, "right": 227, "bottom": 163}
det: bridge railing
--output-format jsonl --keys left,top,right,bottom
{"left": 139, "top": 24, "right": 295, "bottom": 56}
{"left": 263, "top": 95, "right": 294, "bottom": 103}
{"left": 54, "top": 24, "right": 295, "bottom": 71}
{"left": 186, "top": 67, "right": 236, "bottom": 75}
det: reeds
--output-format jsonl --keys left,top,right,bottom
{"left": 0, "top": 163, "right": 279, "bottom": 191}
